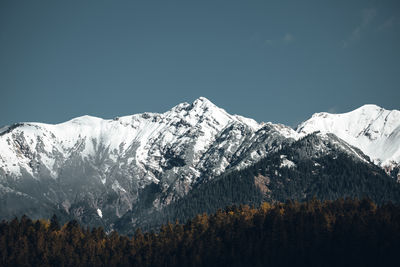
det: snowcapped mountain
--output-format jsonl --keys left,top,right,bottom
{"left": 0, "top": 97, "right": 298, "bottom": 182}
{"left": 0, "top": 97, "right": 297, "bottom": 227}
{"left": 0, "top": 98, "right": 398, "bottom": 231}
{"left": 297, "top": 104, "right": 400, "bottom": 179}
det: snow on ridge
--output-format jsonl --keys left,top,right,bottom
{"left": 297, "top": 104, "right": 400, "bottom": 168}
{"left": 3, "top": 98, "right": 395, "bottom": 181}
{"left": 269, "top": 123, "right": 299, "bottom": 139}
{"left": 2, "top": 97, "right": 265, "bottom": 150}
{"left": 0, "top": 97, "right": 278, "bottom": 179}
{"left": 233, "top": 115, "right": 262, "bottom": 131}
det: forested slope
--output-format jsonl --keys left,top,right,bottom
{"left": 1, "top": 199, "right": 399, "bottom": 267}
{"left": 126, "top": 133, "right": 400, "bottom": 232}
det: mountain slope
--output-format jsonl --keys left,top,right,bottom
{"left": 297, "top": 104, "right": 400, "bottom": 179}
{"left": 127, "top": 131, "right": 400, "bottom": 232}
{"left": 0, "top": 99, "right": 399, "bottom": 232}
{"left": 0, "top": 97, "right": 297, "bottom": 229}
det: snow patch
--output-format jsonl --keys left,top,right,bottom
{"left": 112, "top": 180, "right": 127, "bottom": 193}
{"left": 280, "top": 155, "right": 296, "bottom": 168}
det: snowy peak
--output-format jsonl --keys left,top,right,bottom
{"left": 299, "top": 104, "right": 399, "bottom": 138}
{"left": 0, "top": 97, "right": 292, "bottom": 184}
{"left": 168, "top": 97, "right": 233, "bottom": 126}
{"left": 191, "top": 96, "right": 217, "bottom": 109}
{"left": 165, "top": 97, "right": 263, "bottom": 132}
{"left": 1, "top": 99, "right": 399, "bottom": 231}
{"left": 0, "top": 96, "right": 305, "bottom": 225}
{"left": 297, "top": 104, "right": 400, "bottom": 169}
{"left": 169, "top": 97, "right": 216, "bottom": 114}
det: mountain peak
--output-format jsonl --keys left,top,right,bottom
{"left": 297, "top": 104, "right": 400, "bottom": 168}
{"left": 68, "top": 115, "right": 102, "bottom": 123}
{"left": 349, "top": 104, "right": 385, "bottom": 117}
{"left": 175, "top": 97, "right": 226, "bottom": 119}
{"left": 194, "top": 96, "right": 210, "bottom": 102}
{"left": 191, "top": 96, "right": 217, "bottom": 109}
{"left": 356, "top": 104, "right": 383, "bottom": 111}
{"left": 170, "top": 97, "right": 217, "bottom": 113}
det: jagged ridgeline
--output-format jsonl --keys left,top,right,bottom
{"left": 121, "top": 132, "right": 400, "bottom": 232}
{"left": 1, "top": 199, "right": 399, "bottom": 267}
{"left": 0, "top": 97, "right": 400, "bottom": 233}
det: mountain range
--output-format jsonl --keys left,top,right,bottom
{"left": 0, "top": 97, "right": 399, "bottom": 233}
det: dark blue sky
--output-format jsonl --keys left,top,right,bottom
{"left": 1, "top": 0, "right": 399, "bottom": 127}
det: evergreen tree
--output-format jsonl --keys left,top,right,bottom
{"left": 49, "top": 214, "right": 60, "bottom": 232}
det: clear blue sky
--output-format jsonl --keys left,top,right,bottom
{"left": 1, "top": 0, "right": 399, "bottom": 127}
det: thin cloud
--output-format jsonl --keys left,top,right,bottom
{"left": 264, "top": 39, "right": 273, "bottom": 46}
{"left": 377, "top": 17, "right": 395, "bottom": 31}
{"left": 361, "top": 8, "right": 377, "bottom": 26}
{"left": 264, "top": 33, "right": 294, "bottom": 46}
{"left": 283, "top": 33, "right": 294, "bottom": 43}
{"left": 342, "top": 8, "right": 377, "bottom": 48}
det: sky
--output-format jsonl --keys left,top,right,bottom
{"left": 1, "top": 0, "right": 399, "bottom": 128}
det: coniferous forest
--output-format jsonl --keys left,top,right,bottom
{"left": 122, "top": 144, "right": 400, "bottom": 233}
{"left": 1, "top": 198, "right": 399, "bottom": 267}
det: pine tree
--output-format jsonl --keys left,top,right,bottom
{"left": 49, "top": 214, "right": 60, "bottom": 232}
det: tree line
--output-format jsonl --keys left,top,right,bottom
{"left": 1, "top": 198, "right": 399, "bottom": 267}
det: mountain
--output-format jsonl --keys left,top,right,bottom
{"left": 0, "top": 97, "right": 297, "bottom": 229}
{"left": 0, "top": 98, "right": 399, "bottom": 232}
{"left": 297, "top": 104, "right": 400, "bottom": 180}
{"left": 129, "top": 131, "right": 400, "bottom": 232}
